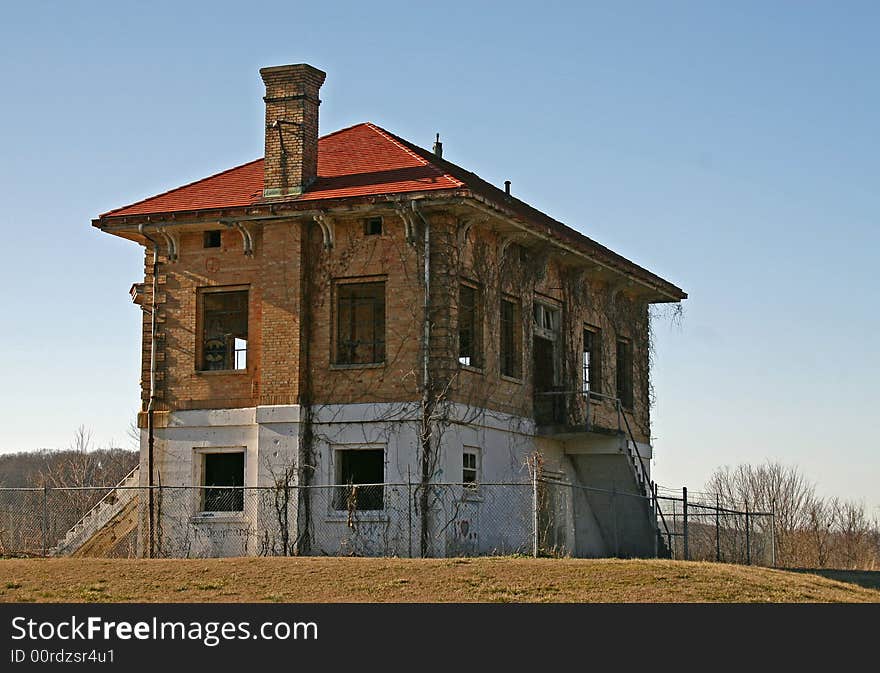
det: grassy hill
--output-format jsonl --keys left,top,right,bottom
{"left": 1, "top": 557, "right": 878, "bottom": 603}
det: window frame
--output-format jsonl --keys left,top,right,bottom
{"left": 203, "top": 230, "right": 222, "bottom": 248}
{"left": 330, "top": 445, "right": 386, "bottom": 513}
{"left": 458, "top": 281, "right": 483, "bottom": 370}
{"left": 196, "top": 285, "right": 250, "bottom": 373}
{"left": 499, "top": 295, "right": 522, "bottom": 380}
{"left": 333, "top": 278, "right": 387, "bottom": 367}
{"left": 582, "top": 325, "right": 602, "bottom": 398}
{"left": 462, "top": 447, "right": 481, "bottom": 493}
{"left": 193, "top": 447, "right": 246, "bottom": 517}
{"left": 363, "top": 216, "right": 383, "bottom": 236}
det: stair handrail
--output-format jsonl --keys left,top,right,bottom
{"left": 62, "top": 464, "right": 140, "bottom": 536}
{"left": 614, "top": 399, "right": 672, "bottom": 549}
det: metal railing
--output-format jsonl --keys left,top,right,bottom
{"left": 533, "top": 388, "right": 673, "bottom": 555}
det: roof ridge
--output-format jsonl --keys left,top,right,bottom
{"left": 364, "top": 123, "right": 464, "bottom": 188}
{"left": 100, "top": 157, "right": 263, "bottom": 218}
{"left": 318, "top": 121, "right": 372, "bottom": 142}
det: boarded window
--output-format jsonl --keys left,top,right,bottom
{"left": 458, "top": 284, "right": 482, "bottom": 368}
{"left": 616, "top": 339, "right": 634, "bottom": 409}
{"left": 201, "top": 452, "right": 244, "bottom": 512}
{"left": 333, "top": 449, "right": 384, "bottom": 511}
{"left": 583, "top": 327, "right": 601, "bottom": 396}
{"left": 336, "top": 282, "right": 386, "bottom": 365}
{"left": 200, "top": 289, "right": 248, "bottom": 371}
{"left": 500, "top": 297, "right": 521, "bottom": 378}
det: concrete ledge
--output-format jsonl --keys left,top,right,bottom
{"left": 168, "top": 407, "right": 256, "bottom": 428}
{"left": 256, "top": 404, "right": 302, "bottom": 424}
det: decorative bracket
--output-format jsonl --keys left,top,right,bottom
{"left": 313, "top": 213, "right": 335, "bottom": 250}
{"left": 156, "top": 227, "right": 179, "bottom": 262}
{"left": 235, "top": 222, "right": 255, "bottom": 256}
{"left": 395, "top": 204, "right": 418, "bottom": 244}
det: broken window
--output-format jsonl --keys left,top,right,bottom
{"left": 200, "top": 289, "right": 248, "bottom": 371}
{"left": 462, "top": 448, "right": 480, "bottom": 490}
{"left": 533, "top": 302, "right": 559, "bottom": 335}
{"left": 500, "top": 297, "right": 521, "bottom": 378}
{"left": 332, "top": 448, "right": 384, "bottom": 511}
{"left": 201, "top": 451, "right": 244, "bottom": 512}
{"left": 616, "top": 338, "right": 634, "bottom": 409}
{"left": 583, "top": 326, "right": 601, "bottom": 396}
{"left": 458, "top": 284, "right": 482, "bottom": 368}
{"left": 364, "top": 217, "right": 383, "bottom": 236}
{"left": 203, "top": 230, "right": 222, "bottom": 248}
{"left": 336, "top": 281, "right": 386, "bottom": 365}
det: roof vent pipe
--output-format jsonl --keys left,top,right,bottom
{"left": 433, "top": 133, "right": 443, "bottom": 158}
{"left": 504, "top": 180, "right": 511, "bottom": 195}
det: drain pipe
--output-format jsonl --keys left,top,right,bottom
{"left": 411, "top": 200, "right": 431, "bottom": 557}
{"left": 138, "top": 223, "right": 159, "bottom": 559}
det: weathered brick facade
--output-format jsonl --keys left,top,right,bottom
{"left": 137, "top": 205, "right": 653, "bottom": 444}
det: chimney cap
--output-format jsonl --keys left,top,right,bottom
{"left": 259, "top": 63, "right": 326, "bottom": 83}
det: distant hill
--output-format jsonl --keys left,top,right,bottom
{"left": 0, "top": 449, "right": 138, "bottom": 488}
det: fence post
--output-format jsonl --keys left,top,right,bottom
{"left": 682, "top": 486, "right": 689, "bottom": 561}
{"left": 532, "top": 466, "right": 539, "bottom": 558}
{"left": 770, "top": 512, "right": 777, "bottom": 567}
{"left": 715, "top": 493, "right": 721, "bottom": 562}
{"left": 745, "top": 503, "right": 751, "bottom": 566}
{"left": 651, "top": 481, "right": 659, "bottom": 557}
{"left": 41, "top": 485, "right": 49, "bottom": 556}
{"left": 407, "top": 467, "right": 413, "bottom": 559}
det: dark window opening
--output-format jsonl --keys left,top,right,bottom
{"left": 583, "top": 327, "right": 601, "bottom": 397}
{"left": 200, "top": 289, "right": 248, "bottom": 371}
{"left": 364, "top": 217, "right": 383, "bottom": 236}
{"left": 616, "top": 339, "right": 634, "bottom": 409}
{"left": 458, "top": 284, "right": 482, "bottom": 368}
{"left": 204, "top": 230, "right": 222, "bottom": 248}
{"left": 202, "top": 452, "right": 244, "bottom": 512}
{"left": 333, "top": 449, "right": 384, "bottom": 511}
{"left": 500, "top": 298, "right": 521, "bottom": 378}
{"left": 336, "top": 282, "right": 386, "bottom": 365}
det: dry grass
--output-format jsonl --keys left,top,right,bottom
{"left": 1, "top": 557, "right": 877, "bottom": 603}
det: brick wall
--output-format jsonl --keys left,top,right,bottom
{"left": 137, "top": 205, "right": 651, "bottom": 443}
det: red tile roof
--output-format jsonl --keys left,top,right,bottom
{"left": 100, "top": 123, "right": 463, "bottom": 218}
{"left": 97, "top": 121, "right": 685, "bottom": 300}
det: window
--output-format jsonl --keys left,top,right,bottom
{"left": 583, "top": 327, "right": 601, "bottom": 396}
{"left": 200, "top": 289, "right": 248, "bottom": 371}
{"left": 458, "top": 284, "right": 482, "bottom": 368}
{"left": 203, "top": 230, "right": 222, "bottom": 248}
{"left": 333, "top": 448, "right": 384, "bottom": 511}
{"left": 200, "top": 451, "right": 244, "bottom": 513}
{"left": 500, "top": 297, "right": 521, "bottom": 378}
{"left": 364, "top": 217, "right": 383, "bottom": 236}
{"left": 462, "top": 448, "right": 480, "bottom": 490}
{"left": 336, "top": 281, "right": 386, "bottom": 365}
{"left": 533, "top": 302, "right": 560, "bottom": 334}
{"left": 616, "top": 339, "right": 634, "bottom": 409}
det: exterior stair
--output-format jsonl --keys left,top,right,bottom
{"left": 50, "top": 465, "right": 140, "bottom": 557}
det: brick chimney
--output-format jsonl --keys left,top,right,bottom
{"left": 259, "top": 63, "right": 326, "bottom": 199}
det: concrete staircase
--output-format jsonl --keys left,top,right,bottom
{"left": 50, "top": 466, "right": 140, "bottom": 557}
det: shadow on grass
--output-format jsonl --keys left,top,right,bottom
{"left": 789, "top": 569, "right": 880, "bottom": 591}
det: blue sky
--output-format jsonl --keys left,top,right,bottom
{"left": 0, "top": 1, "right": 877, "bottom": 511}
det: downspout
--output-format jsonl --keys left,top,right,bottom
{"left": 411, "top": 200, "right": 431, "bottom": 557}
{"left": 138, "top": 223, "right": 159, "bottom": 559}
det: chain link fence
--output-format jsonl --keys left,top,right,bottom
{"left": 0, "top": 481, "right": 774, "bottom": 565}
{"left": 656, "top": 487, "right": 776, "bottom": 566}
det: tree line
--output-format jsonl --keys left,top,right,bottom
{"left": 706, "top": 462, "right": 879, "bottom": 570}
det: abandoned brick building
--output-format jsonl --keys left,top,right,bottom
{"left": 91, "top": 63, "right": 686, "bottom": 559}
